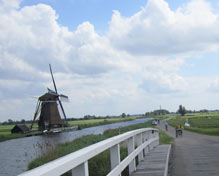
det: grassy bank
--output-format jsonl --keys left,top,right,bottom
{"left": 71, "top": 116, "right": 138, "bottom": 129}
{"left": 0, "top": 116, "right": 141, "bottom": 142}
{"left": 0, "top": 123, "right": 38, "bottom": 142}
{"left": 28, "top": 120, "right": 173, "bottom": 176}
{"left": 167, "top": 113, "right": 219, "bottom": 136}
{"left": 0, "top": 125, "right": 27, "bottom": 142}
{"left": 159, "top": 131, "right": 173, "bottom": 144}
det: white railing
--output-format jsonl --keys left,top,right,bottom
{"left": 19, "top": 128, "right": 159, "bottom": 176}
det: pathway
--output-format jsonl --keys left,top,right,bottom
{"left": 157, "top": 120, "right": 219, "bottom": 176}
{"left": 132, "top": 145, "right": 171, "bottom": 176}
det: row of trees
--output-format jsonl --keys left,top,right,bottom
{"left": 145, "top": 109, "right": 170, "bottom": 116}
{"left": 177, "top": 105, "right": 213, "bottom": 116}
{"left": 83, "top": 113, "right": 131, "bottom": 119}
{"left": 1, "top": 119, "right": 32, "bottom": 125}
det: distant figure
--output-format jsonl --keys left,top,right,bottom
{"left": 165, "top": 123, "right": 168, "bottom": 131}
{"left": 179, "top": 125, "right": 184, "bottom": 136}
{"left": 176, "top": 125, "right": 183, "bottom": 137}
{"left": 175, "top": 125, "right": 179, "bottom": 138}
{"left": 158, "top": 119, "right": 160, "bottom": 124}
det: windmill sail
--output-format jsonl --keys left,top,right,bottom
{"left": 59, "top": 94, "right": 69, "bottom": 102}
{"left": 47, "top": 88, "right": 58, "bottom": 96}
{"left": 49, "top": 64, "right": 58, "bottom": 93}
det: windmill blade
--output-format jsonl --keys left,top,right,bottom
{"left": 49, "top": 64, "right": 68, "bottom": 126}
{"left": 31, "top": 96, "right": 39, "bottom": 99}
{"left": 59, "top": 94, "right": 69, "bottom": 102}
{"left": 47, "top": 88, "right": 58, "bottom": 96}
{"left": 58, "top": 100, "right": 68, "bottom": 122}
{"left": 31, "top": 100, "right": 41, "bottom": 129}
{"left": 49, "top": 64, "right": 58, "bottom": 94}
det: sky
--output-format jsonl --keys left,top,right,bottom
{"left": 1, "top": 0, "right": 219, "bottom": 122}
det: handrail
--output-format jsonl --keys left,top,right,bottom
{"left": 19, "top": 128, "right": 159, "bottom": 176}
{"left": 107, "top": 137, "right": 157, "bottom": 176}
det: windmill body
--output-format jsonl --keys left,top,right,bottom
{"left": 37, "top": 93, "right": 63, "bottom": 130}
{"left": 31, "top": 65, "right": 69, "bottom": 131}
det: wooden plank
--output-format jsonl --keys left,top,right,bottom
{"left": 132, "top": 145, "right": 171, "bottom": 176}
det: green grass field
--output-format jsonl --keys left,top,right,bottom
{"left": 69, "top": 117, "right": 137, "bottom": 126}
{"left": 0, "top": 116, "right": 140, "bottom": 142}
{"left": 167, "top": 112, "right": 219, "bottom": 136}
{"left": 0, "top": 123, "right": 38, "bottom": 142}
{"left": 70, "top": 116, "right": 139, "bottom": 129}
{"left": 0, "top": 125, "right": 14, "bottom": 135}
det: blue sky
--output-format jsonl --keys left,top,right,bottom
{"left": 19, "top": 0, "right": 219, "bottom": 29}
{"left": 179, "top": 53, "right": 219, "bottom": 77}
{"left": 20, "top": 0, "right": 218, "bottom": 33}
{"left": 20, "top": 0, "right": 147, "bottom": 33}
{"left": 1, "top": 0, "right": 219, "bottom": 121}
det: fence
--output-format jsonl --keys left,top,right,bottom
{"left": 19, "top": 128, "right": 159, "bottom": 176}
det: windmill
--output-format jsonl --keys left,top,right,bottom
{"left": 31, "top": 64, "right": 69, "bottom": 131}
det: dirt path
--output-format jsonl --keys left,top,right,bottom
{"left": 157, "top": 120, "right": 219, "bottom": 176}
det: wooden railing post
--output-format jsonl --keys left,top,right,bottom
{"left": 72, "top": 161, "right": 89, "bottom": 176}
{"left": 110, "top": 144, "right": 121, "bottom": 176}
{"left": 156, "top": 131, "right": 159, "bottom": 146}
{"left": 143, "top": 131, "right": 149, "bottom": 156}
{"left": 149, "top": 131, "right": 154, "bottom": 151}
{"left": 127, "top": 136, "right": 136, "bottom": 175}
{"left": 136, "top": 133, "right": 144, "bottom": 163}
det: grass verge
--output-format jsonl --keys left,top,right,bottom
{"left": 75, "top": 117, "right": 136, "bottom": 129}
{"left": 167, "top": 113, "right": 219, "bottom": 136}
{"left": 159, "top": 131, "right": 174, "bottom": 145}
{"left": 0, "top": 134, "right": 26, "bottom": 142}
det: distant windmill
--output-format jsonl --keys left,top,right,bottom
{"left": 31, "top": 64, "right": 69, "bottom": 131}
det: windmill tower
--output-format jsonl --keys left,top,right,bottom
{"left": 31, "top": 64, "right": 69, "bottom": 131}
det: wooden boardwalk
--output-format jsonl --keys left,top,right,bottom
{"left": 132, "top": 145, "right": 171, "bottom": 176}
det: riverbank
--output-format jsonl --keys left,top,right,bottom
{"left": 0, "top": 116, "right": 140, "bottom": 142}
{"left": 28, "top": 120, "right": 173, "bottom": 176}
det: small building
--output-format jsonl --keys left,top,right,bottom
{"left": 11, "top": 124, "right": 30, "bottom": 134}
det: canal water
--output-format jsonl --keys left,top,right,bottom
{"left": 0, "top": 118, "right": 152, "bottom": 176}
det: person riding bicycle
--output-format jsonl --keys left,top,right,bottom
{"left": 165, "top": 123, "right": 168, "bottom": 131}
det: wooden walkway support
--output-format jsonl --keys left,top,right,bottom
{"left": 132, "top": 145, "right": 171, "bottom": 176}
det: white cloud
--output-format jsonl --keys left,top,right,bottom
{"left": 140, "top": 72, "right": 188, "bottom": 94}
{"left": 0, "top": 0, "right": 21, "bottom": 12}
{"left": 108, "top": 0, "right": 219, "bottom": 55}
{"left": 208, "top": 78, "right": 219, "bottom": 93}
{"left": 1, "top": 0, "right": 219, "bottom": 121}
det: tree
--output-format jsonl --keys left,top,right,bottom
{"left": 8, "top": 119, "right": 13, "bottom": 124}
{"left": 121, "top": 113, "right": 126, "bottom": 118}
{"left": 178, "top": 105, "right": 186, "bottom": 116}
{"left": 21, "top": 119, "right": 26, "bottom": 124}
